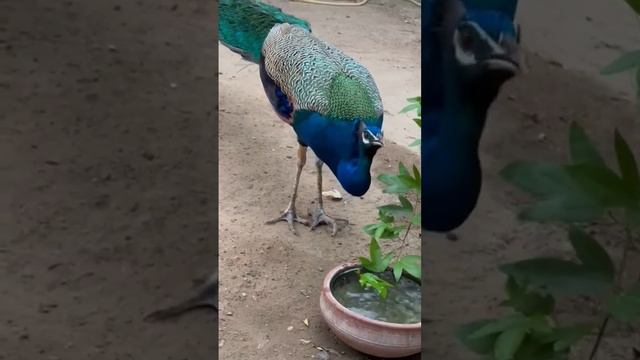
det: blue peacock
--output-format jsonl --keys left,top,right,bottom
{"left": 221, "top": 0, "right": 385, "bottom": 237}
{"left": 421, "top": 0, "right": 521, "bottom": 233}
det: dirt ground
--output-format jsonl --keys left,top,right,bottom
{"left": 1, "top": 0, "right": 217, "bottom": 359}
{"left": 218, "top": 1, "right": 421, "bottom": 359}
{"left": 3, "top": 0, "right": 640, "bottom": 359}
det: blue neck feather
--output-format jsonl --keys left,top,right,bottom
{"left": 293, "top": 110, "right": 378, "bottom": 197}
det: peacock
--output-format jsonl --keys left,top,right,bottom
{"left": 145, "top": 0, "right": 385, "bottom": 321}
{"left": 221, "top": 0, "right": 384, "bottom": 237}
{"left": 421, "top": 0, "right": 521, "bottom": 233}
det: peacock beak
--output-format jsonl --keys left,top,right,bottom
{"left": 485, "top": 55, "right": 519, "bottom": 74}
{"left": 488, "top": 35, "right": 520, "bottom": 75}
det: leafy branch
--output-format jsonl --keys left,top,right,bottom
{"left": 357, "top": 97, "right": 422, "bottom": 299}
{"left": 457, "top": 122, "right": 640, "bottom": 359}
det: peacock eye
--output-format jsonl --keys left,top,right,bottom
{"left": 460, "top": 29, "right": 474, "bottom": 49}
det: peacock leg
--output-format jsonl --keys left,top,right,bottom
{"left": 265, "top": 144, "right": 310, "bottom": 234}
{"left": 309, "top": 160, "right": 341, "bottom": 236}
{"left": 144, "top": 272, "right": 218, "bottom": 322}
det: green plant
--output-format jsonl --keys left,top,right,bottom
{"left": 601, "top": 0, "right": 640, "bottom": 101}
{"left": 357, "top": 97, "right": 422, "bottom": 299}
{"left": 456, "top": 122, "right": 640, "bottom": 360}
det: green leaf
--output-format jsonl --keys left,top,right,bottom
{"left": 400, "top": 102, "right": 419, "bottom": 114}
{"left": 409, "top": 138, "right": 421, "bottom": 147}
{"left": 518, "top": 195, "right": 603, "bottom": 223}
{"left": 378, "top": 208, "right": 395, "bottom": 224}
{"left": 358, "top": 272, "right": 393, "bottom": 299}
{"left": 379, "top": 197, "right": 414, "bottom": 221}
{"left": 456, "top": 320, "right": 501, "bottom": 355}
{"left": 412, "top": 165, "right": 421, "bottom": 185}
{"left": 550, "top": 324, "right": 594, "bottom": 351}
{"left": 399, "top": 162, "right": 410, "bottom": 177}
{"left": 569, "top": 122, "right": 605, "bottom": 166}
{"left": 494, "top": 324, "right": 528, "bottom": 360}
{"left": 565, "top": 163, "right": 630, "bottom": 207}
{"left": 499, "top": 258, "right": 612, "bottom": 297}
{"left": 410, "top": 212, "right": 421, "bottom": 225}
{"left": 568, "top": 226, "right": 615, "bottom": 281}
{"left": 362, "top": 238, "right": 394, "bottom": 273}
{"left": 607, "top": 283, "right": 640, "bottom": 321}
{"left": 614, "top": 129, "right": 640, "bottom": 194}
{"left": 504, "top": 276, "right": 555, "bottom": 316}
{"left": 469, "top": 314, "right": 529, "bottom": 339}
{"left": 381, "top": 253, "right": 393, "bottom": 268}
{"left": 378, "top": 173, "right": 420, "bottom": 194}
{"left": 358, "top": 256, "right": 372, "bottom": 270}
{"left": 413, "top": 117, "right": 422, "bottom": 128}
{"left": 601, "top": 50, "right": 640, "bottom": 75}
{"left": 363, "top": 223, "right": 400, "bottom": 240}
{"left": 508, "top": 162, "right": 627, "bottom": 222}
{"left": 527, "top": 316, "right": 553, "bottom": 337}
{"left": 514, "top": 337, "right": 568, "bottom": 360}
{"left": 399, "top": 195, "right": 412, "bottom": 208}
{"left": 392, "top": 255, "right": 421, "bottom": 282}
{"left": 374, "top": 225, "right": 386, "bottom": 241}
{"left": 501, "top": 162, "right": 576, "bottom": 198}
{"left": 623, "top": 0, "right": 640, "bottom": 15}
{"left": 403, "top": 96, "right": 422, "bottom": 118}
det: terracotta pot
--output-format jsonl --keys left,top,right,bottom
{"left": 319, "top": 262, "right": 421, "bottom": 358}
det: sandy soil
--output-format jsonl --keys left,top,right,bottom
{"left": 1, "top": 0, "right": 217, "bottom": 359}
{"left": 218, "top": 1, "right": 421, "bottom": 359}
{"left": 3, "top": 0, "right": 640, "bottom": 359}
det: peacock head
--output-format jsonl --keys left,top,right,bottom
{"left": 439, "top": 0, "right": 521, "bottom": 100}
{"left": 357, "top": 119, "right": 384, "bottom": 156}
{"left": 332, "top": 118, "right": 383, "bottom": 197}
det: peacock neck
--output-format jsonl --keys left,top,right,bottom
{"left": 421, "top": 86, "right": 488, "bottom": 231}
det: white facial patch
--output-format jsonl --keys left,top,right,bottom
{"left": 453, "top": 21, "right": 506, "bottom": 66}
{"left": 361, "top": 129, "right": 380, "bottom": 145}
{"left": 453, "top": 31, "right": 477, "bottom": 66}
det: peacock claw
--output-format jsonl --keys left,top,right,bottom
{"left": 309, "top": 207, "right": 343, "bottom": 237}
{"left": 265, "top": 207, "right": 309, "bottom": 235}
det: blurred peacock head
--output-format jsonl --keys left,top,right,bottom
{"left": 452, "top": 15, "right": 520, "bottom": 85}
{"left": 438, "top": 0, "right": 521, "bottom": 99}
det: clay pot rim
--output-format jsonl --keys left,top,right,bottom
{"left": 322, "top": 262, "right": 421, "bottom": 329}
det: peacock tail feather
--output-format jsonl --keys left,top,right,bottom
{"left": 219, "top": 0, "right": 311, "bottom": 63}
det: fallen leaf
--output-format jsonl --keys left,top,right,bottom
{"left": 303, "top": 318, "right": 309, "bottom": 327}
{"left": 322, "top": 189, "right": 342, "bottom": 200}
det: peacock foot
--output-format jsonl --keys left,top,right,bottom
{"left": 144, "top": 276, "right": 218, "bottom": 322}
{"left": 309, "top": 207, "right": 346, "bottom": 237}
{"left": 265, "top": 206, "right": 309, "bottom": 235}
